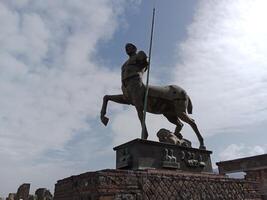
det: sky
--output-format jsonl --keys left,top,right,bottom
{"left": 0, "top": 0, "right": 267, "bottom": 197}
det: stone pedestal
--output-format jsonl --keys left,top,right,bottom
{"left": 114, "top": 139, "right": 213, "bottom": 173}
{"left": 54, "top": 169, "right": 261, "bottom": 200}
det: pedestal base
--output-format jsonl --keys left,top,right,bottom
{"left": 114, "top": 139, "right": 213, "bottom": 173}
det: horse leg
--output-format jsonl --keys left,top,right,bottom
{"left": 163, "top": 114, "right": 184, "bottom": 139}
{"left": 135, "top": 107, "right": 148, "bottom": 139}
{"left": 177, "top": 112, "right": 206, "bottom": 150}
{"left": 127, "top": 84, "right": 148, "bottom": 139}
{"left": 100, "top": 94, "right": 130, "bottom": 126}
{"left": 132, "top": 96, "right": 148, "bottom": 139}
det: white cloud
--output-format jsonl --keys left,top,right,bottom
{"left": 0, "top": 0, "right": 141, "bottom": 197}
{"left": 219, "top": 143, "right": 265, "bottom": 161}
{"left": 173, "top": 0, "right": 267, "bottom": 137}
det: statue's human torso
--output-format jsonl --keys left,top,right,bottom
{"left": 121, "top": 51, "right": 148, "bottom": 82}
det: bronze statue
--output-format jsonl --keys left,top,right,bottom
{"left": 100, "top": 43, "right": 206, "bottom": 149}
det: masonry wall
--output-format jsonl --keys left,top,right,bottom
{"left": 54, "top": 169, "right": 261, "bottom": 200}
{"left": 246, "top": 169, "right": 267, "bottom": 200}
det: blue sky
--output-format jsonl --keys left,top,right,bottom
{"left": 0, "top": 0, "right": 267, "bottom": 197}
{"left": 96, "top": 0, "right": 196, "bottom": 70}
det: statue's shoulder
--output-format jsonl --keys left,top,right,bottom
{"left": 123, "top": 51, "right": 148, "bottom": 67}
{"left": 137, "top": 50, "right": 147, "bottom": 60}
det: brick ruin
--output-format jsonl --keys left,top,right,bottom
{"left": 14, "top": 183, "right": 30, "bottom": 200}
{"left": 217, "top": 153, "right": 267, "bottom": 200}
{"left": 54, "top": 169, "right": 261, "bottom": 200}
{"left": 4, "top": 147, "right": 267, "bottom": 199}
{"left": 5, "top": 183, "right": 52, "bottom": 200}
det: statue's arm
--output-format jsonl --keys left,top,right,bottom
{"left": 136, "top": 51, "right": 149, "bottom": 71}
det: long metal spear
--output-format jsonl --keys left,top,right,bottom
{"left": 141, "top": 6, "right": 156, "bottom": 139}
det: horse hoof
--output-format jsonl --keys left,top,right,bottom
{"left": 199, "top": 145, "right": 206, "bottom": 150}
{"left": 101, "top": 116, "right": 109, "bottom": 126}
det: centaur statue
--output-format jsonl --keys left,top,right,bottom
{"left": 100, "top": 43, "right": 206, "bottom": 149}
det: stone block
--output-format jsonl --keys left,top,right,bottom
{"left": 114, "top": 139, "right": 213, "bottom": 173}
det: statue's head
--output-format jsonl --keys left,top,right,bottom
{"left": 125, "top": 43, "right": 137, "bottom": 56}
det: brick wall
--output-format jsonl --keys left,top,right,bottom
{"left": 54, "top": 169, "right": 262, "bottom": 200}
{"left": 246, "top": 169, "right": 267, "bottom": 200}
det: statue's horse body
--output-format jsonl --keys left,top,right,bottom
{"left": 146, "top": 85, "right": 192, "bottom": 114}
{"left": 100, "top": 80, "right": 206, "bottom": 149}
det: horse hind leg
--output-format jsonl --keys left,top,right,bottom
{"left": 177, "top": 112, "right": 206, "bottom": 150}
{"left": 163, "top": 114, "right": 184, "bottom": 139}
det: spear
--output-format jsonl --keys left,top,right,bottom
{"left": 141, "top": 6, "right": 156, "bottom": 139}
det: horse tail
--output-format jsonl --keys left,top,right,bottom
{"left": 187, "top": 96, "right": 193, "bottom": 114}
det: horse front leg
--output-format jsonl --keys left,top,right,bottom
{"left": 135, "top": 108, "right": 148, "bottom": 139}
{"left": 100, "top": 94, "right": 130, "bottom": 126}
{"left": 100, "top": 95, "right": 109, "bottom": 126}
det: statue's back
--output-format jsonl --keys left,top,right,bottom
{"left": 148, "top": 85, "right": 187, "bottom": 101}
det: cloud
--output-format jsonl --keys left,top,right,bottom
{"left": 219, "top": 143, "right": 266, "bottom": 161}
{"left": 0, "top": 0, "right": 141, "bottom": 197}
{"left": 173, "top": 0, "right": 267, "bottom": 137}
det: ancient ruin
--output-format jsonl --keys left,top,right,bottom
{"left": 217, "top": 153, "right": 267, "bottom": 200}
{"left": 5, "top": 184, "right": 52, "bottom": 200}
{"left": 54, "top": 169, "right": 261, "bottom": 200}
